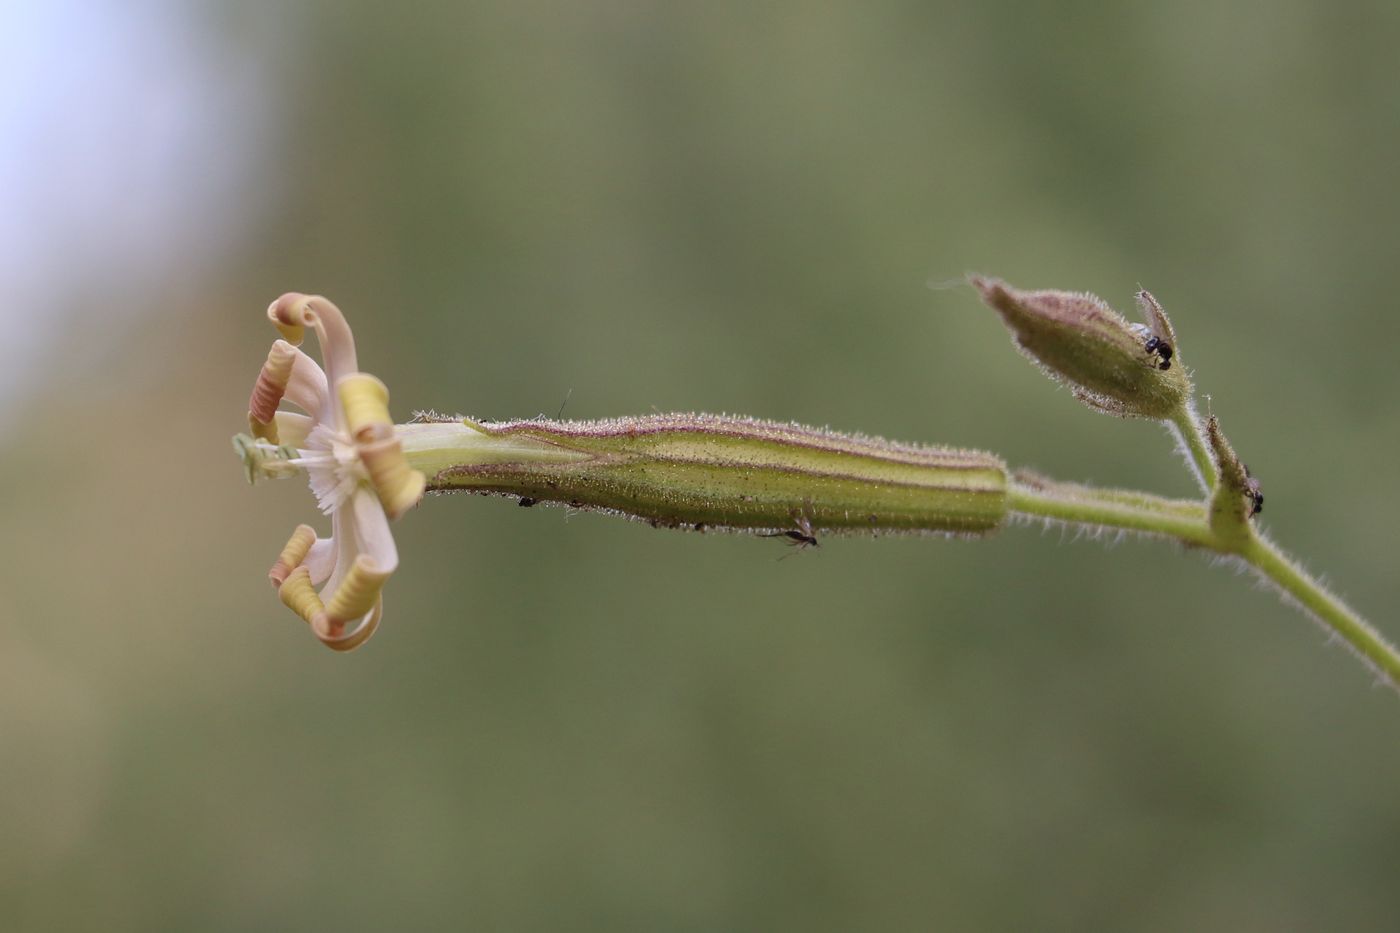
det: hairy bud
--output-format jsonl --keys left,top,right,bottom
{"left": 971, "top": 276, "right": 1191, "bottom": 419}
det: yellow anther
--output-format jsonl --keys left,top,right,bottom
{"left": 323, "top": 555, "right": 391, "bottom": 624}
{"left": 359, "top": 436, "right": 427, "bottom": 520}
{"left": 337, "top": 373, "right": 393, "bottom": 443}
{"left": 269, "top": 524, "right": 318, "bottom": 588}
{"left": 266, "top": 293, "right": 311, "bottom": 345}
{"left": 278, "top": 565, "right": 326, "bottom": 626}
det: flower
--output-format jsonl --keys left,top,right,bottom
{"left": 244, "top": 293, "right": 425, "bottom": 650}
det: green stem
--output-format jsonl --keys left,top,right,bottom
{"left": 1241, "top": 535, "right": 1400, "bottom": 688}
{"left": 1167, "top": 403, "right": 1217, "bottom": 494}
{"left": 1007, "top": 476, "right": 1212, "bottom": 545}
{"left": 1010, "top": 475, "right": 1400, "bottom": 691}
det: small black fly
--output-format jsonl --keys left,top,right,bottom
{"left": 761, "top": 512, "right": 819, "bottom": 550}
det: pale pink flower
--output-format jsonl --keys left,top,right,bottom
{"left": 245, "top": 293, "right": 424, "bottom": 650}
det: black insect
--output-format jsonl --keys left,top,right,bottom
{"left": 1242, "top": 464, "right": 1264, "bottom": 517}
{"left": 761, "top": 513, "right": 819, "bottom": 550}
{"left": 517, "top": 496, "right": 538, "bottom": 508}
{"left": 762, "top": 529, "right": 819, "bottom": 548}
{"left": 1144, "top": 335, "right": 1173, "bottom": 370}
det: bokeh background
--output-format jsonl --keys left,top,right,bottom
{"left": 5, "top": 2, "right": 1400, "bottom": 930}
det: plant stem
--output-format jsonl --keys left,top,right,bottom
{"left": 1007, "top": 475, "right": 1212, "bottom": 544}
{"left": 1167, "top": 403, "right": 1217, "bottom": 494}
{"left": 1241, "top": 535, "right": 1400, "bottom": 688}
{"left": 1009, "top": 475, "right": 1400, "bottom": 691}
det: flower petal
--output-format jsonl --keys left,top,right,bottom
{"left": 248, "top": 340, "right": 298, "bottom": 427}
{"left": 271, "top": 411, "right": 314, "bottom": 451}
{"left": 348, "top": 483, "right": 399, "bottom": 572}
{"left": 267, "top": 293, "right": 360, "bottom": 403}
{"left": 315, "top": 596, "right": 382, "bottom": 652}
{"left": 322, "top": 554, "right": 391, "bottom": 626}
{"left": 283, "top": 347, "right": 329, "bottom": 421}
{"left": 269, "top": 524, "right": 318, "bottom": 588}
{"left": 304, "top": 534, "right": 336, "bottom": 587}
{"left": 358, "top": 436, "right": 426, "bottom": 520}
{"left": 278, "top": 565, "right": 325, "bottom": 625}
{"left": 337, "top": 373, "right": 394, "bottom": 443}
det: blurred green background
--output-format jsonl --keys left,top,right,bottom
{"left": 5, "top": 2, "right": 1400, "bottom": 930}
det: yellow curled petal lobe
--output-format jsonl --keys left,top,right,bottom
{"left": 322, "top": 555, "right": 391, "bottom": 625}
{"left": 359, "top": 437, "right": 427, "bottom": 520}
{"left": 337, "top": 373, "right": 393, "bottom": 443}
{"left": 269, "top": 524, "right": 318, "bottom": 588}
{"left": 278, "top": 565, "right": 326, "bottom": 626}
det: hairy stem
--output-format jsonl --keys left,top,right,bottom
{"left": 1241, "top": 535, "right": 1400, "bottom": 688}
{"left": 1167, "top": 403, "right": 1217, "bottom": 494}
{"left": 399, "top": 416, "right": 1009, "bottom": 535}
{"left": 1008, "top": 474, "right": 1212, "bottom": 544}
{"left": 1010, "top": 474, "right": 1399, "bottom": 691}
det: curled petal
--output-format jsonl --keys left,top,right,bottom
{"left": 247, "top": 412, "right": 278, "bottom": 443}
{"left": 283, "top": 347, "right": 329, "bottom": 421}
{"left": 359, "top": 435, "right": 426, "bottom": 520}
{"left": 266, "top": 297, "right": 305, "bottom": 345}
{"left": 248, "top": 340, "right": 298, "bottom": 428}
{"left": 247, "top": 340, "right": 329, "bottom": 440}
{"left": 278, "top": 565, "right": 325, "bottom": 625}
{"left": 266, "top": 293, "right": 360, "bottom": 393}
{"left": 269, "top": 524, "right": 318, "bottom": 588}
{"left": 314, "top": 596, "right": 382, "bottom": 652}
{"left": 304, "top": 533, "right": 336, "bottom": 586}
{"left": 337, "top": 373, "right": 394, "bottom": 443}
{"left": 271, "top": 411, "right": 315, "bottom": 451}
{"left": 322, "top": 554, "right": 391, "bottom": 624}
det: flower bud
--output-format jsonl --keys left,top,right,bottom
{"left": 971, "top": 276, "right": 1191, "bottom": 419}
{"left": 1205, "top": 415, "right": 1262, "bottom": 546}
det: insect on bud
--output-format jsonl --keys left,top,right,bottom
{"left": 970, "top": 276, "right": 1192, "bottom": 420}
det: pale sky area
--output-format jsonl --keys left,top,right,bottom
{"left": 0, "top": 1, "right": 275, "bottom": 425}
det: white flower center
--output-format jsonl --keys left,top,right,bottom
{"left": 293, "top": 423, "right": 364, "bottom": 515}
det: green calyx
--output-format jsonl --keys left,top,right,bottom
{"left": 405, "top": 414, "right": 1009, "bottom": 537}
{"left": 971, "top": 276, "right": 1192, "bottom": 419}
